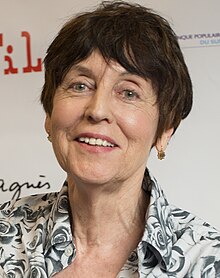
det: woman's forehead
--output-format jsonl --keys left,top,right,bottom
{"left": 66, "top": 50, "right": 151, "bottom": 84}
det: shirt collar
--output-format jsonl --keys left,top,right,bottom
{"left": 139, "top": 169, "right": 175, "bottom": 271}
{"left": 45, "top": 182, "right": 73, "bottom": 254}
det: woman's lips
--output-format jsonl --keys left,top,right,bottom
{"left": 75, "top": 133, "right": 118, "bottom": 149}
{"left": 78, "top": 137, "right": 115, "bottom": 147}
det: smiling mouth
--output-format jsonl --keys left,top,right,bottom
{"left": 77, "top": 137, "right": 116, "bottom": 147}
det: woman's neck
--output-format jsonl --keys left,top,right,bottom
{"left": 67, "top": 174, "right": 149, "bottom": 255}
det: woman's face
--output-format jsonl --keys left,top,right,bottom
{"left": 45, "top": 51, "right": 165, "bottom": 187}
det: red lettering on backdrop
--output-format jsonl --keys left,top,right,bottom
{"left": 4, "top": 45, "right": 18, "bottom": 74}
{"left": 0, "top": 33, "right": 18, "bottom": 74}
{"left": 0, "top": 32, "right": 42, "bottom": 75}
{"left": 21, "top": 31, "right": 42, "bottom": 73}
{"left": 0, "top": 34, "right": 2, "bottom": 47}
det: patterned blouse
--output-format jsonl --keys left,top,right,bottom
{"left": 0, "top": 169, "right": 220, "bottom": 277}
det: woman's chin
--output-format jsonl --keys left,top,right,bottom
{"left": 67, "top": 167, "right": 120, "bottom": 190}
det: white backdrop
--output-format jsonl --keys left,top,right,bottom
{"left": 0, "top": 0, "right": 220, "bottom": 228}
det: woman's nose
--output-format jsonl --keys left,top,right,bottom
{"left": 84, "top": 89, "right": 113, "bottom": 124}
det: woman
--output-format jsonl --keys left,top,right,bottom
{"left": 0, "top": 1, "right": 220, "bottom": 277}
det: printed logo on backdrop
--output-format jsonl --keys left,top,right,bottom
{"left": 178, "top": 32, "right": 220, "bottom": 48}
{"left": 0, "top": 32, "right": 42, "bottom": 75}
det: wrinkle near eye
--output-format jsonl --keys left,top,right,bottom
{"left": 59, "top": 80, "right": 71, "bottom": 91}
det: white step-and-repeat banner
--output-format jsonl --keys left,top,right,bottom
{"left": 1, "top": 1, "right": 220, "bottom": 228}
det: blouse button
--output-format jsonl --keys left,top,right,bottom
{"left": 65, "top": 245, "right": 73, "bottom": 257}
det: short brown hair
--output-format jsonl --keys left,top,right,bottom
{"left": 41, "top": 1, "right": 193, "bottom": 140}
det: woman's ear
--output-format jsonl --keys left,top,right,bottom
{"left": 44, "top": 114, "right": 51, "bottom": 135}
{"left": 155, "top": 127, "right": 174, "bottom": 153}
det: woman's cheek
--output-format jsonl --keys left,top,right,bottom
{"left": 116, "top": 107, "right": 158, "bottom": 141}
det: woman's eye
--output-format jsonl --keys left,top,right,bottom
{"left": 122, "top": 89, "right": 139, "bottom": 100}
{"left": 69, "top": 83, "right": 89, "bottom": 92}
{"left": 68, "top": 82, "right": 90, "bottom": 93}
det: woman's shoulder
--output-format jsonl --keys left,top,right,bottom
{"left": 162, "top": 204, "right": 220, "bottom": 276}
{"left": 170, "top": 204, "right": 220, "bottom": 256}
{"left": 0, "top": 190, "right": 59, "bottom": 224}
{"left": 0, "top": 190, "right": 64, "bottom": 276}
{"left": 170, "top": 204, "right": 220, "bottom": 234}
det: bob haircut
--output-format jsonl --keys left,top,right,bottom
{"left": 41, "top": 1, "right": 193, "bottom": 141}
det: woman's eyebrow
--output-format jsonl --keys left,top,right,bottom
{"left": 70, "top": 65, "right": 96, "bottom": 79}
{"left": 70, "top": 64, "right": 141, "bottom": 81}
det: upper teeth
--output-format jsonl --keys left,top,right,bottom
{"left": 78, "top": 137, "right": 115, "bottom": 147}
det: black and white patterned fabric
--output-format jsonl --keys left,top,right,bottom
{"left": 0, "top": 169, "right": 220, "bottom": 277}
